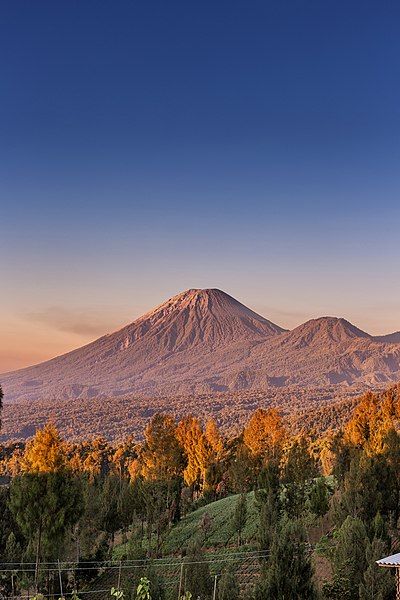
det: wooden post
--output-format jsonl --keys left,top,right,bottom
{"left": 117, "top": 560, "right": 122, "bottom": 591}
{"left": 177, "top": 563, "right": 184, "bottom": 599}
{"left": 58, "top": 559, "right": 64, "bottom": 599}
{"left": 212, "top": 574, "right": 218, "bottom": 600}
{"left": 396, "top": 567, "right": 400, "bottom": 600}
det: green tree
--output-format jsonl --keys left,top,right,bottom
{"left": 218, "top": 567, "right": 239, "bottom": 600}
{"left": 184, "top": 541, "right": 213, "bottom": 599}
{"left": 100, "top": 475, "right": 124, "bottom": 553}
{"left": 309, "top": 477, "right": 330, "bottom": 517}
{"left": 359, "top": 537, "right": 394, "bottom": 600}
{"left": 332, "top": 516, "right": 368, "bottom": 600}
{"left": 9, "top": 472, "right": 83, "bottom": 589}
{"left": 337, "top": 452, "right": 396, "bottom": 526}
{"left": 256, "top": 461, "right": 281, "bottom": 555}
{"left": 283, "top": 437, "right": 317, "bottom": 518}
{"left": 228, "top": 441, "right": 258, "bottom": 492}
{"left": 232, "top": 493, "right": 247, "bottom": 547}
{"left": 255, "top": 519, "right": 316, "bottom": 599}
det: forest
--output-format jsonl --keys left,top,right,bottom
{"left": 0, "top": 384, "right": 400, "bottom": 599}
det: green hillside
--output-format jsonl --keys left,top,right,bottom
{"left": 165, "top": 492, "right": 259, "bottom": 554}
{"left": 115, "top": 492, "right": 260, "bottom": 560}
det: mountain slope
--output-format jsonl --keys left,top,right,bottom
{"left": 2, "top": 290, "right": 400, "bottom": 402}
{"left": 1, "top": 289, "right": 285, "bottom": 401}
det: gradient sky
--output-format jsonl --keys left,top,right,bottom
{"left": 1, "top": 1, "right": 400, "bottom": 372}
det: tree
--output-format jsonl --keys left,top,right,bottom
{"left": 139, "top": 478, "right": 177, "bottom": 555}
{"left": 176, "top": 416, "right": 210, "bottom": 492}
{"left": 282, "top": 436, "right": 317, "bottom": 517}
{"left": 0, "top": 486, "right": 23, "bottom": 557}
{"left": 232, "top": 493, "right": 247, "bottom": 547}
{"left": 331, "top": 516, "right": 368, "bottom": 600}
{"left": 359, "top": 537, "right": 394, "bottom": 600}
{"left": 256, "top": 460, "right": 281, "bottom": 556}
{"left": 140, "top": 414, "right": 184, "bottom": 481}
{"left": 344, "top": 389, "right": 397, "bottom": 454}
{"left": 183, "top": 541, "right": 213, "bottom": 599}
{"left": 100, "top": 475, "right": 124, "bottom": 552}
{"left": 9, "top": 471, "right": 83, "bottom": 589}
{"left": 22, "top": 423, "right": 67, "bottom": 473}
{"left": 218, "top": 567, "right": 239, "bottom": 600}
{"left": 228, "top": 441, "right": 258, "bottom": 492}
{"left": 81, "top": 438, "right": 110, "bottom": 479}
{"left": 309, "top": 477, "right": 330, "bottom": 518}
{"left": 255, "top": 518, "right": 316, "bottom": 600}
{"left": 243, "top": 408, "right": 287, "bottom": 461}
{"left": 337, "top": 452, "right": 396, "bottom": 526}
{"left": 205, "top": 419, "right": 224, "bottom": 460}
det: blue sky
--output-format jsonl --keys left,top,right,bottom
{"left": 1, "top": 1, "right": 400, "bottom": 370}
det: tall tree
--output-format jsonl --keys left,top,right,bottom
{"left": 228, "top": 441, "right": 258, "bottom": 492}
{"left": 232, "top": 493, "right": 247, "bottom": 547}
{"left": 309, "top": 477, "right": 330, "bottom": 518}
{"left": 344, "top": 389, "right": 397, "bottom": 454}
{"left": 10, "top": 471, "right": 83, "bottom": 590}
{"left": 9, "top": 423, "right": 83, "bottom": 588}
{"left": 218, "top": 567, "right": 239, "bottom": 600}
{"left": 204, "top": 419, "right": 224, "bottom": 460}
{"left": 140, "top": 414, "right": 184, "bottom": 481}
{"left": 256, "top": 460, "right": 281, "bottom": 556}
{"left": 282, "top": 436, "right": 317, "bottom": 518}
{"left": 243, "top": 408, "right": 287, "bottom": 462}
{"left": 176, "top": 416, "right": 210, "bottom": 492}
{"left": 255, "top": 518, "right": 316, "bottom": 600}
{"left": 22, "top": 423, "right": 67, "bottom": 473}
{"left": 331, "top": 516, "right": 368, "bottom": 600}
{"left": 183, "top": 541, "right": 213, "bottom": 600}
{"left": 100, "top": 475, "right": 124, "bottom": 552}
{"left": 359, "top": 537, "right": 394, "bottom": 600}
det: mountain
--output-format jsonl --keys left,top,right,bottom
{"left": 2, "top": 289, "right": 400, "bottom": 402}
{"left": 248, "top": 317, "right": 400, "bottom": 387}
{"left": 1, "top": 289, "right": 285, "bottom": 401}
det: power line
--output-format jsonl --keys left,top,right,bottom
{"left": 0, "top": 549, "right": 273, "bottom": 570}
{"left": 0, "top": 551, "right": 270, "bottom": 599}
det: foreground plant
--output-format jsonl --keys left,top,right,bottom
{"left": 110, "top": 587, "right": 124, "bottom": 600}
{"left": 136, "top": 577, "right": 151, "bottom": 600}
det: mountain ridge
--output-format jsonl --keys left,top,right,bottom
{"left": 2, "top": 288, "right": 400, "bottom": 401}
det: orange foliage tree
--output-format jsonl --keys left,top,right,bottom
{"left": 344, "top": 389, "right": 398, "bottom": 454}
{"left": 243, "top": 408, "right": 287, "bottom": 461}
{"left": 140, "top": 413, "right": 184, "bottom": 481}
{"left": 176, "top": 416, "right": 211, "bottom": 491}
{"left": 22, "top": 423, "right": 67, "bottom": 473}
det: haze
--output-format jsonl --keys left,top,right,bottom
{"left": 2, "top": 2, "right": 400, "bottom": 372}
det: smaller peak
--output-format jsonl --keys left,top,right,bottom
{"left": 293, "top": 316, "right": 370, "bottom": 341}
